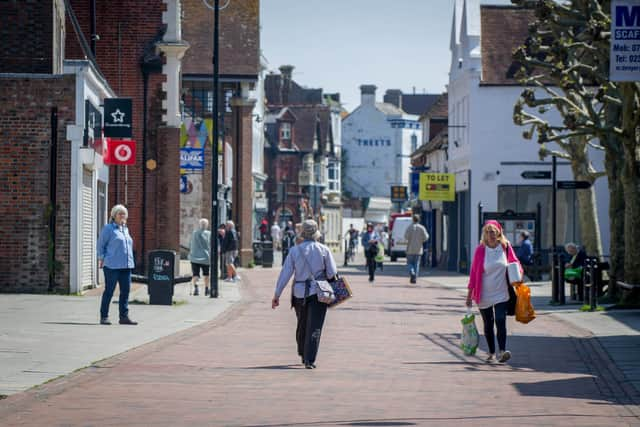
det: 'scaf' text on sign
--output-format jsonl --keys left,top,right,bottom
{"left": 610, "top": 0, "right": 640, "bottom": 81}
{"left": 418, "top": 173, "right": 455, "bottom": 201}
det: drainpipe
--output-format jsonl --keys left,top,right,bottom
{"left": 141, "top": 71, "right": 149, "bottom": 274}
{"left": 48, "top": 107, "right": 58, "bottom": 291}
{"left": 89, "top": 0, "right": 97, "bottom": 55}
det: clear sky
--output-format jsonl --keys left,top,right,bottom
{"left": 260, "top": 0, "right": 513, "bottom": 111}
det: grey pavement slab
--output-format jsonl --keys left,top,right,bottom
{"left": 0, "top": 268, "right": 241, "bottom": 396}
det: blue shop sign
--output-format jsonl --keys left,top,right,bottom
{"left": 180, "top": 147, "right": 204, "bottom": 170}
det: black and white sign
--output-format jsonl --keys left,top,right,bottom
{"left": 521, "top": 170, "right": 551, "bottom": 179}
{"left": 84, "top": 100, "right": 102, "bottom": 149}
{"left": 610, "top": 0, "right": 640, "bottom": 81}
{"left": 104, "top": 98, "right": 132, "bottom": 138}
{"left": 557, "top": 180, "right": 592, "bottom": 190}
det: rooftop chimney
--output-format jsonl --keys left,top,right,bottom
{"left": 360, "top": 84, "right": 377, "bottom": 106}
{"left": 384, "top": 89, "right": 403, "bottom": 109}
{"left": 279, "top": 65, "right": 294, "bottom": 104}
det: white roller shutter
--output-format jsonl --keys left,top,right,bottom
{"left": 81, "top": 169, "right": 95, "bottom": 289}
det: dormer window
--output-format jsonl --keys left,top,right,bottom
{"left": 280, "top": 122, "right": 291, "bottom": 140}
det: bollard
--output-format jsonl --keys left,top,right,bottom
{"left": 344, "top": 239, "right": 348, "bottom": 267}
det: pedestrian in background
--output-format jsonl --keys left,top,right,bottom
{"left": 217, "top": 223, "right": 226, "bottom": 279}
{"left": 282, "top": 221, "right": 296, "bottom": 266}
{"left": 271, "top": 222, "right": 282, "bottom": 250}
{"left": 466, "top": 220, "right": 522, "bottom": 363}
{"left": 271, "top": 219, "right": 337, "bottom": 369}
{"left": 97, "top": 204, "right": 137, "bottom": 325}
{"left": 361, "top": 223, "right": 381, "bottom": 282}
{"left": 516, "top": 231, "right": 534, "bottom": 266}
{"left": 405, "top": 214, "right": 429, "bottom": 284}
{"left": 189, "top": 218, "right": 211, "bottom": 296}
{"left": 222, "top": 220, "right": 239, "bottom": 282}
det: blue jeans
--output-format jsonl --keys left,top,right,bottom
{"left": 407, "top": 254, "right": 421, "bottom": 277}
{"left": 100, "top": 267, "right": 132, "bottom": 319}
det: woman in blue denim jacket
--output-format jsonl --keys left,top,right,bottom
{"left": 97, "top": 204, "right": 137, "bottom": 325}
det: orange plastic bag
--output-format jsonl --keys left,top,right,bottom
{"left": 515, "top": 283, "right": 536, "bottom": 324}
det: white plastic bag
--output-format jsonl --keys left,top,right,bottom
{"left": 461, "top": 309, "right": 479, "bottom": 356}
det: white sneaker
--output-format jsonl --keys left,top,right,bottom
{"left": 486, "top": 353, "right": 495, "bottom": 363}
{"left": 498, "top": 350, "right": 511, "bottom": 363}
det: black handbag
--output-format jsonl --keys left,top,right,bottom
{"left": 506, "top": 283, "right": 517, "bottom": 316}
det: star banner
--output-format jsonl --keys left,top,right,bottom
{"left": 104, "top": 98, "right": 132, "bottom": 138}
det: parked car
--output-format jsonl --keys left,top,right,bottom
{"left": 389, "top": 216, "right": 413, "bottom": 262}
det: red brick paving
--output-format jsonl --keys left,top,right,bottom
{"left": 1, "top": 262, "right": 639, "bottom": 426}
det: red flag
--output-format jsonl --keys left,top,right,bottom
{"left": 103, "top": 138, "right": 136, "bottom": 165}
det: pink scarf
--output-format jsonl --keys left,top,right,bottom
{"left": 468, "top": 240, "right": 522, "bottom": 304}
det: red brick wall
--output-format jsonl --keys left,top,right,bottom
{"left": 66, "top": 0, "right": 179, "bottom": 271}
{"left": 0, "top": 76, "right": 76, "bottom": 293}
{"left": 182, "top": 0, "right": 259, "bottom": 76}
{"left": 0, "top": 0, "right": 56, "bottom": 73}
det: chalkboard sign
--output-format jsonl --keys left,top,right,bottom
{"left": 148, "top": 250, "right": 176, "bottom": 305}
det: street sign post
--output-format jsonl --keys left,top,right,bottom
{"left": 557, "top": 180, "right": 592, "bottom": 190}
{"left": 521, "top": 170, "right": 551, "bottom": 179}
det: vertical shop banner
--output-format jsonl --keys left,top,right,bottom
{"left": 84, "top": 100, "right": 102, "bottom": 151}
{"left": 104, "top": 98, "right": 133, "bottom": 138}
{"left": 103, "top": 138, "right": 136, "bottom": 165}
{"left": 610, "top": 0, "right": 640, "bottom": 81}
{"left": 179, "top": 118, "right": 210, "bottom": 170}
{"left": 418, "top": 173, "right": 455, "bottom": 201}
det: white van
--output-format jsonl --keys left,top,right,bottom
{"left": 389, "top": 217, "right": 413, "bottom": 261}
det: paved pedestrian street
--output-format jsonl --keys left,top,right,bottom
{"left": 0, "top": 261, "right": 639, "bottom": 426}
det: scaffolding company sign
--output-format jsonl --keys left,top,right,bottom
{"left": 611, "top": 0, "right": 640, "bottom": 81}
{"left": 418, "top": 173, "right": 455, "bottom": 201}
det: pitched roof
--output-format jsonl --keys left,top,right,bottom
{"left": 265, "top": 105, "right": 331, "bottom": 154}
{"left": 480, "top": 5, "right": 535, "bottom": 85}
{"left": 374, "top": 102, "right": 404, "bottom": 116}
{"left": 422, "top": 93, "right": 448, "bottom": 120}
{"left": 265, "top": 74, "right": 323, "bottom": 105}
{"left": 400, "top": 94, "right": 441, "bottom": 116}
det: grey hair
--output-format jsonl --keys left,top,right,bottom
{"left": 565, "top": 242, "right": 577, "bottom": 251}
{"left": 226, "top": 220, "right": 235, "bottom": 228}
{"left": 199, "top": 218, "right": 209, "bottom": 229}
{"left": 110, "top": 204, "right": 128, "bottom": 220}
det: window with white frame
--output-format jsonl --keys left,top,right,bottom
{"left": 327, "top": 160, "right": 340, "bottom": 192}
{"left": 280, "top": 122, "right": 291, "bottom": 140}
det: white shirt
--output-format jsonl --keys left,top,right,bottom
{"left": 479, "top": 244, "right": 509, "bottom": 309}
{"left": 274, "top": 240, "right": 338, "bottom": 299}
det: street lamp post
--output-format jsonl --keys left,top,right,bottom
{"left": 203, "top": 0, "right": 229, "bottom": 298}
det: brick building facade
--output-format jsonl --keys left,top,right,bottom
{"left": 180, "top": 0, "right": 260, "bottom": 266}
{"left": 0, "top": 0, "right": 185, "bottom": 292}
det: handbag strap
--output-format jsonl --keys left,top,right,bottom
{"left": 296, "top": 242, "right": 326, "bottom": 303}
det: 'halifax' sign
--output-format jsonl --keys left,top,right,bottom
{"left": 610, "top": 0, "right": 640, "bottom": 81}
{"left": 104, "top": 98, "right": 132, "bottom": 138}
{"left": 180, "top": 147, "right": 205, "bottom": 170}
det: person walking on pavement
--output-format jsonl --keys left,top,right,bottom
{"left": 405, "top": 214, "right": 429, "bottom": 284}
{"left": 516, "top": 231, "right": 534, "bottom": 266}
{"left": 271, "top": 222, "right": 282, "bottom": 251}
{"left": 189, "top": 218, "right": 211, "bottom": 296}
{"left": 361, "top": 223, "right": 381, "bottom": 282}
{"left": 272, "top": 220, "right": 337, "bottom": 369}
{"left": 222, "top": 220, "right": 239, "bottom": 282}
{"left": 281, "top": 221, "right": 296, "bottom": 266}
{"left": 466, "top": 220, "right": 522, "bottom": 363}
{"left": 97, "top": 204, "right": 137, "bottom": 325}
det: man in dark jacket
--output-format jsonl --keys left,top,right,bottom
{"left": 222, "top": 220, "right": 239, "bottom": 282}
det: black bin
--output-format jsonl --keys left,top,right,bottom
{"left": 262, "top": 240, "right": 273, "bottom": 268}
{"left": 148, "top": 250, "right": 176, "bottom": 305}
{"left": 253, "top": 241, "right": 263, "bottom": 266}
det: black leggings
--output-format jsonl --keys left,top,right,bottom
{"left": 293, "top": 295, "right": 328, "bottom": 364}
{"left": 479, "top": 301, "right": 508, "bottom": 354}
{"left": 366, "top": 256, "right": 376, "bottom": 280}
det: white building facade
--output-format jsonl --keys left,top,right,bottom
{"left": 446, "top": 0, "right": 610, "bottom": 272}
{"left": 342, "top": 85, "right": 422, "bottom": 200}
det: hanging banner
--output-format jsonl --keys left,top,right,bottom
{"left": 103, "top": 138, "right": 136, "bottom": 165}
{"left": 418, "top": 173, "right": 455, "bottom": 201}
{"left": 610, "top": 0, "right": 640, "bottom": 81}
{"left": 104, "top": 98, "right": 133, "bottom": 138}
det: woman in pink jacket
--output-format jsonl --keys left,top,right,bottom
{"left": 465, "top": 220, "right": 521, "bottom": 363}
